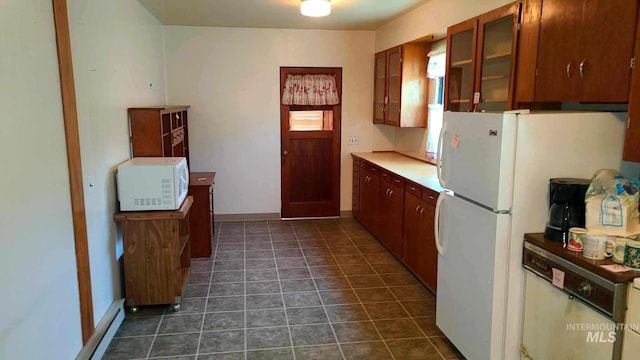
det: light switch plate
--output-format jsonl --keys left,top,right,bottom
{"left": 347, "top": 136, "right": 359, "bottom": 145}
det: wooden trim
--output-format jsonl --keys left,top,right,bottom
{"left": 51, "top": 0, "right": 94, "bottom": 344}
{"left": 514, "top": 0, "right": 542, "bottom": 104}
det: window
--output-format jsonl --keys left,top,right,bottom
{"left": 426, "top": 41, "right": 446, "bottom": 159}
{"left": 289, "top": 110, "right": 334, "bottom": 131}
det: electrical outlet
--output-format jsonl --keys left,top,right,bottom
{"left": 347, "top": 136, "right": 359, "bottom": 145}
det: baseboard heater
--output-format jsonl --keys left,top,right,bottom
{"left": 76, "top": 299, "right": 125, "bottom": 360}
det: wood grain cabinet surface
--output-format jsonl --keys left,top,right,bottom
{"left": 189, "top": 172, "right": 215, "bottom": 258}
{"left": 516, "top": 0, "right": 638, "bottom": 104}
{"left": 373, "top": 42, "right": 429, "bottom": 127}
{"left": 114, "top": 196, "right": 193, "bottom": 309}
{"left": 403, "top": 186, "right": 438, "bottom": 292}
{"left": 128, "top": 105, "right": 191, "bottom": 165}
{"left": 445, "top": 2, "right": 520, "bottom": 112}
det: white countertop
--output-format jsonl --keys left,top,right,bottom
{"left": 352, "top": 152, "right": 444, "bottom": 193}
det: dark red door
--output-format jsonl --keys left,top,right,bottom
{"left": 280, "top": 67, "right": 342, "bottom": 218}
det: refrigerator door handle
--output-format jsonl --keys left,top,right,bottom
{"left": 436, "top": 121, "right": 447, "bottom": 188}
{"left": 434, "top": 191, "right": 446, "bottom": 255}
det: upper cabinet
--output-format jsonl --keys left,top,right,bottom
{"left": 533, "top": 0, "right": 638, "bottom": 103}
{"left": 373, "top": 43, "right": 429, "bottom": 127}
{"left": 445, "top": 2, "right": 520, "bottom": 112}
{"left": 445, "top": 19, "right": 477, "bottom": 112}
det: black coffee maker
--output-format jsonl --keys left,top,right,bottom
{"left": 544, "top": 178, "right": 591, "bottom": 243}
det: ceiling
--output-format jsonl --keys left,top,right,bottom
{"left": 137, "top": 0, "right": 431, "bottom": 30}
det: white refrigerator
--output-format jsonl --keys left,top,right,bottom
{"left": 433, "top": 110, "right": 626, "bottom": 360}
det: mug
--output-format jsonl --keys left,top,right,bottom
{"left": 568, "top": 227, "right": 586, "bottom": 252}
{"left": 624, "top": 240, "right": 640, "bottom": 270}
{"left": 612, "top": 237, "right": 629, "bottom": 264}
{"left": 583, "top": 234, "right": 614, "bottom": 260}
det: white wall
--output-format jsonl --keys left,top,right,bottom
{"left": 375, "top": 0, "right": 512, "bottom": 52}
{"left": 67, "top": 0, "right": 167, "bottom": 324}
{"left": 164, "top": 27, "right": 376, "bottom": 214}
{"left": 0, "top": 1, "right": 82, "bottom": 358}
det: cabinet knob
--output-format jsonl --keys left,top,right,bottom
{"left": 420, "top": 207, "right": 425, "bottom": 216}
{"left": 283, "top": 150, "right": 289, "bottom": 156}
{"left": 415, "top": 205, "right": 420, "bottom": 214}
{"left": 409, "top": 186, "right": 416, "bottom": 191}
{"left": 388, "top": 189, "right": 394, "bottom": 198}
{"left": 566, "top": 62, "right": 572, "bottom": 78}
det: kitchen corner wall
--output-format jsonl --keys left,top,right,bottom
{"left": 1, "top": 1, "right": 82, "bottom": 358}
{"left": 67, "top": 0, "right": 167, "bottom": 327}
{"left": 163, "top": 27, "right": 375, "bottom": 214}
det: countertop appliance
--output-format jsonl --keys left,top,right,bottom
{"left": 543, "top": 178, "right": 591, "bottom": 243}
{"left": 522, "top": 240, "right": 627, "bottom": 360}
{"left": 434, "top": 110, "right": 626, "bottom": 360}
{"left": 117, "top": 157, "right": 189, "bottom": 211}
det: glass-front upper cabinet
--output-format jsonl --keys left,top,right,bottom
{"left": 444, "top": 2, "right": 520, "bottom": 112}
{"left": 445, "top": 19, "right": 477, "bottom": 112}
{"left": 476, "top": 4, "right": 519, "bottom": 112}
{"left": 373, "top": 52, "right": 387, "bottom": 124}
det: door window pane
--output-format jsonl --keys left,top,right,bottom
{"left": 289, "top": 110, "right": 333, "bottom": 131}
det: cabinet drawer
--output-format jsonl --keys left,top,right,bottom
{"left": 422, "top": 187, "right": 439, "bottom": 206}
{"left": 405, "top": 182, "right": 423, "bottom": 199}
{"left": 380, "top": 171, "right": 392, "bottom": 183}
{"left": 363, "top": 163, "right": 380, "bottom": 174}
{"left": 390, "top": 175, "right": 404, "bottom": 190}
{"left": 353, "top": 158, "right": 362, "bottom": 167}
{"left": 353, "top": 166, "right": 360, "bottom": 178}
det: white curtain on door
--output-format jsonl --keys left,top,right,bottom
{"left": 282, "top": 74, "right": 340, "bottom": 106}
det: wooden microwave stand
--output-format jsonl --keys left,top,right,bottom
{"left": 114, "top": 196, "right": 193, "bottom": 312}
{"left": 189, "top": 172, "right": 216, "bottom": 258}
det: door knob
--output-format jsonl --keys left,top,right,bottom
{"left": 283, "top": 150, "right": 289, "bottom": 156}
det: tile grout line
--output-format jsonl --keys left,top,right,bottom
{"left": 293, "top": 223, "right": 347, "bottom": 360}
{"left": 338, "top": 221, "right": 448, "bottom": 360}
{"left": 195, "top": 221, "right": 222, "bottom": 356}
{"left": 267, "top": 222, "right": 298, "bottom": 360}
{"left": 143, "top": 308, "right": 165, "bottom": 359}
{"left": 319, "top": 220, "right": 397, "bottom": 360}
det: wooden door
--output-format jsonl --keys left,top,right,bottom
{"left": 445, "top": 18, "right": 478, "bottom": 111}
{"left": 386, "top": 46, "right": 402, "bottom": 126}
{"left": 402, "top": 191, "right": 437, "bottom": 292}
{"left": 280, "top": 68, "right": 342, "bottom": 218}
{"left": 475, "top": 2, "right": 520, "bottom": 112}
{"left": 534, "top": 0, "right": 583, "bottom": 102}
{"left": 579, "top": 0, "right": 637, "bottom": 102}
{"left": 373, "top": 52, "right": 387, "bottom": 124}
{"left": 360, "top": 165, "right": 380, "bottom": 236}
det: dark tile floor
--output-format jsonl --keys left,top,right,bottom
{"left": 103, "top": 218, "right": 464, "bottom": 360}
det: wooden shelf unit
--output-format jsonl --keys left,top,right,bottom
{"left": 128, "top": 105, "right": 191, "bottom": 165}
{"left": 114, "top": 196, "right": 193, "bottom": 311}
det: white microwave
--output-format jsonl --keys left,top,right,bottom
{"left": 117, "top": 157, "right": 189, "bottom": 211}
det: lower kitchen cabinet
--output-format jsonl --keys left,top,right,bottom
{"left": 379, "top": 172, "right": 405, "bottom": 257}
{"left": 402, "top": 186, "right": 438, "bottom": 292}
{"left": 351, "top": 155, "right": 439, "bottom": 292}
{"left": 359, "top": 163, "right": 381, "bottom": 238}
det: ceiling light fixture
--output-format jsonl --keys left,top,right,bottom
{"left": 301, "top": 0, "right": 331, "bottom": 17}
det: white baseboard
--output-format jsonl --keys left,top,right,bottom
{"left": 75, "top": 299, "right": 125, "bottom": 360}
{"left": 216, "top": 213, "right": 281, "bottom": 222}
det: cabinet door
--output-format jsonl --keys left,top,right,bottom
{"left": 386, "top": 46, "right": 402, "bottom": 126}
{"left": 580, "top": 0, "right": 637, "bottom": 102}
{"left": 380, "top": 181, "right": 404, "bottom": 257}
{"left": 445, "top": 18, "right": 478, "bottom": 112}
{"left": 624, "top": 10, "right": 640, "bottom": 163}
{"left": 476, "top": 3, "right": 519, "bottom": 112}
{"left": 402, "top": 192, "right": 437, "bottom": 292}
{"left": 374, "top": 51, "right": 387, "bottom": 124}
{"left": 535, "top": 0, "right": 583, "bottom": 102}
{"left": 359, "top": 166, "right": 379, "bottom": 236}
